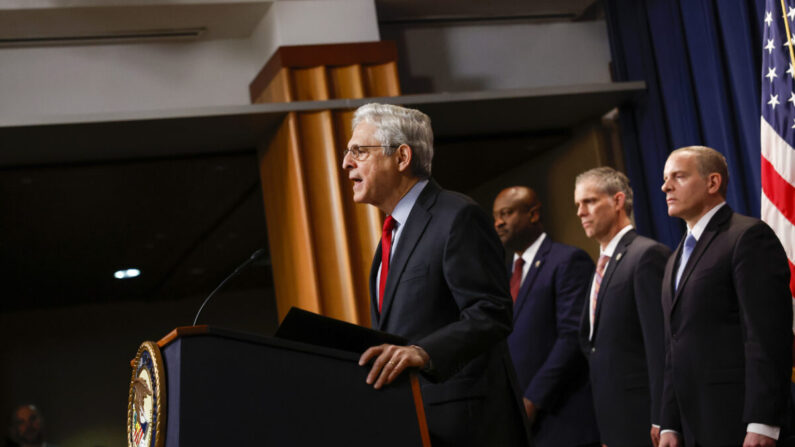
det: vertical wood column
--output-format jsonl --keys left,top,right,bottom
{"left": 250, "top": 42, "right": 401, "bottom": 325}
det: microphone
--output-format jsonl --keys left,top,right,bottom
{"left": 192, "top": 248, "right": 268, "bottom": 326}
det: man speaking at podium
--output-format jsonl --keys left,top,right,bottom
{"left": 342, "top": 103, "right": 530, "bottom": 447}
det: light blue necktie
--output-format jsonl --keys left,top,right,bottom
{"left": 675, "top": 233, "right": 697, "bottom": 291}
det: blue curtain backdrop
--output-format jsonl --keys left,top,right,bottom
{"left": 604, "top": 0, "right": 765, "bottom": 248}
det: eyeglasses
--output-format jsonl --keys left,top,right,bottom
{"left": 342, "top": 145, "right": 398, "bottom": 161}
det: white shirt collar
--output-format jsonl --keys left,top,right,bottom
{"left": 601, "top": 224, "right": 633, "bottom": 257}
{"left": 687, "top": 202, "right": 726, "bottom": 241}
{"left": 513, "top": 232, "right": 547, "bottom": 265}
{"left": 390, "top": 179, "right": 428, "bottom": 229}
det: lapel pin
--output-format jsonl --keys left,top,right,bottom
{"left": 615, "top": 252, "right": 623, "bottom": 262}
{"left": 535, "top": 260, "right": 541, "bottom": 267}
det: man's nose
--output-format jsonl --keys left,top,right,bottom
{"left": 341, "top": 153, "right": 353, "bottom": 170}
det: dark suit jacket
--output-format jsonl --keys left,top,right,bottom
{"left": 660, "top": 205, "right": 792, "bottom": 445}
{"left": 509, "top": 236, "right": 600, "bottom": 447}
{"left": 579, "top": 229, "right": 670, "bottom": 447}
{"left": 369, "top": 180, "right": 530, "bottom": 447}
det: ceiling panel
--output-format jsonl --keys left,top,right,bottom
{"left": 0, "top": 152, "right": 270, "bottom": 311}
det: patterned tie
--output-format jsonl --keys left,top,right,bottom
{"left": 379, "top": 216, "right": 397, "bottom": 313}
{"left": 675, "top": 233, "right": 697, "bottom": 291}
{"left": 590, "top": 254, "right": 610, "bottom": 332}
{"left": 510, "top": 257, "right": 525, "bottom": 301}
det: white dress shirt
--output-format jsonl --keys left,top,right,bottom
{"left": 512, "top": 232, "right": 547, "bottom": 286}
{"left": 376, "top": 179, "right": 429, "bottom": 299}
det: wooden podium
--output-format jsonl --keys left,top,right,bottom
{"left": 128, "top": 319, "right": 430, "bottom": 447}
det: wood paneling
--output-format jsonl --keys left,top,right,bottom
{"left": 328, "top": 65, "right": 365, "bottom": 99}
{"left": 251, "top": 42, "right": 400, "bottom": 325}
{"left": 249, "top": 42, "right": 398, "bottom": 102}
{"left": 259, "top": 114, "right": 322, "bottom": 320}
{"left": 364, "top": 62, "right": 401, "bottom": 97}
{"left": 253, "top": 67, "right": 292, "bottom": 103}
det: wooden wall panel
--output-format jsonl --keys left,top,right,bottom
{"left": 295, "top": 110, "right": 359, "bottom": 322}
{"left": 254, "top": 67, "right": 292, "bottom": 103}
{"left": 364, "top": 62, "right": 401, "bottom": 97}
{"left": 251, "top": 42, "right": 400, "bottom": 325}
{"left": 258, "top": 114, "right": 321, "bottom": 320}
{"left": 290, "top": 66, "right": 330, "bottom": 101}
{"left": 328, "top": 65, "right": 365, "bottom": 99}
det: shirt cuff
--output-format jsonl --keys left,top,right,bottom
{"left": 660, "top": 430, "right": 679, "bottom": 436}
{"left": 747, "top": 423, "right": 780, "bottom": 440}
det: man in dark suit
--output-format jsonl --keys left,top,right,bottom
{"left": 493, "top": 185, "right": 600, "bottom": 447}
{"left": 342, "top": 103, "right": 530, "bottom": 447}
{"left": 658, "top": 146, "right": 792, "bottom": 447}
{"left": 574, "top": 167, "right": 670, "bottom": 447}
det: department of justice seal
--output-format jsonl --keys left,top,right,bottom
{"left": 127, "top": 341, "right": 166, "bottom": 447}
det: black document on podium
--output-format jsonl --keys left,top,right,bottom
{"left": 275, "top": 307, "right": 407, "bottom": 354}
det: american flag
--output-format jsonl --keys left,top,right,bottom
{"left": 761, "top": 0, "right": 795, "bottom": 360}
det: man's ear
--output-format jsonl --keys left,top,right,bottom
{"left": 613, "top": 191, "right": 626, "bottom": 213}
{"left": 529, "top": 204, "right": 542, "bottom": 224}
{"left": 707, "top": 173, "right": 722, "bottom": 195}
{"left": 396, "top": 144, "right": 412, "bottom": 172}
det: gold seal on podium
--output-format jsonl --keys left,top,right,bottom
{"left": 128, "top": 341, "right": 166, "bottom": 447}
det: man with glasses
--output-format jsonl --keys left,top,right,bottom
{"left": 343, "top": 103, "right": 529, "bottom": 447}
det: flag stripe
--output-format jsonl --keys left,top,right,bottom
{"left": 789, "top": 259, "right": 795, "bottom": 298}
{"left": 762, "top": 192, "right": 795, "bottom": 264}
{"left": 761, "top": 118, "right": 795, "bottom": 186}
{"left": 762, "top": 0, "right": 795, "bottom": 367}
{"left": 762, "top": 154, "right": 795, "bottom": 227}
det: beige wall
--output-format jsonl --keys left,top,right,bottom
{"left": 0, "top": 0, "right": 379, "bottom": 120}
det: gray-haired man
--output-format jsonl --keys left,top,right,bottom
{"left": 343, "top": 103, "right": 530, "bottom": 446}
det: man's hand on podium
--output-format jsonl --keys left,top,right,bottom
{"left": 359, "top": 344, "right": 430, "bottom": 389}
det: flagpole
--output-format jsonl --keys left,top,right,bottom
{"left": 780, "top": 0, "right": 795, "bottom": 69}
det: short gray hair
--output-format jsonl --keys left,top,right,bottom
{"left": 575, "top": 167, "right": 634, "bottom": 218}
{"left": 352, "top": 103, "right": 433, "bottom": 179}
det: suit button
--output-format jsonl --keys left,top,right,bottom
{"left": 590, "top": 347, "right": 596, "bottom": 353}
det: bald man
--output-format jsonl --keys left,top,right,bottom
{"left": 494, "top": 186, "right": 600, "bottom": 447}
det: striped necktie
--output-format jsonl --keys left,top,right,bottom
{"left": 590, "top": 254, "right": 610, "bottom": 334}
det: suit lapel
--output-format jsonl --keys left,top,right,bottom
{"left": 513, "top": 236, "right": 550, "bottom": 318}
{"left": 369, "top": 244, "right": 382, "bottom": 327}
{"left": 591, "top": 230, "right": 636, "bottom": 338}
{"left": 662, "top": 238, "right": 682, "bottom": 311}
{"left": 672, "top": 205, "right": 732, "bottom": 308}
{"left": 378, "top": 181, "right": 438, "bottom": 326}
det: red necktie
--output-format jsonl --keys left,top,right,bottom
{"left": 510, "top": 258, "right": 525, "bottom": 301}
{"left": 379, "top": 216, "right": 397, "bottom": 313}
